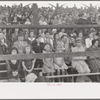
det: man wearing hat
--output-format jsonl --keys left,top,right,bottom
{"left": 91, "top": 28, "right": 99, "bottom": 40}
{"left": 75, "top": 13, "right": 87, "bottom": 24}
{"left": 87, "top": 12, "right": 96, "bottom": 24}
{"left": 71, "top": 38, "right": 90, "bottom": 74}
{"left": 13, "top": 31, "right": 28, "bottom": 54}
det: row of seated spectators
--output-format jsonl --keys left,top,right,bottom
{"left": 0, "top": 27, "right": 100, "bottom": 82}
{"left": 0, "top": 3, "right": 100, "bottom": 25}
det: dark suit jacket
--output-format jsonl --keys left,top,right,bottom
{"left": 32, "top": 40, "right": 45, "bottom": 53}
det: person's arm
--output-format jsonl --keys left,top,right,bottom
{"left": 17, "top": 60, "right": 21, "bottom": 72}
{"left": 6, "top": 60, "right": 11, "bottom": 77}
{"left": 42, "top": 50, "right": 51, "bottom": 68}
{"left": 22, "top": 61, "right": 30, "bottom": 72}
{"left": 28, "top": 59, "right": 36, "bottom": 73}
{"left": 85, "top": 39, "right": 90, "bottom": 49}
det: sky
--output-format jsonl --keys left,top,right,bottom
{"left": 0, "top": 1, "right": 100, "bottom": 8}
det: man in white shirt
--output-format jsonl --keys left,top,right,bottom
{"left": 85, "top": 32, "right": 94, "bottom": 49}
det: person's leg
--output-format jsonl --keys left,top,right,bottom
{"left": 47, "top": 72, "right": 50, "bottom": 76}
{"left": 19, "top": 65, "right": 25, "bottom": 82}
{"left": 75, "top": 62, "right": 85, "bottom": 74}
{"left": 82, "top": 61, "right": 91, "bottom": 73}
{"left": 57, "top": 69, "right": 60, "bottom": 82}
{"left": 60, "top": 69, "right": 65, "bottom": 82}
{"left": 63, "top": 69, "right": 68, "bottom": 82}
{"left": 34, "top": 59, "right": 43, "bottom": 74}
{"left": 72, "top": 61, "right": 84, "bottom": 73}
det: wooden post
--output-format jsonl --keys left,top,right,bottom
{"left": 32, "top": 3, "right": 39, "bottom": 25}
{"left": 32, "top": 3, "right": 39, "bottom": 35}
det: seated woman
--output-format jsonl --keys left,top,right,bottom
{"left": 42, "top": 43, "right": 55, "bottom": 76}
{"left": 7, "top": 47, "right": 21, "bottom": 82}
{"left": 87, "top": 39, "right": 100, "bottom": 82}
{"left": 54, "top": 44, "right": 68, "bottom": 75}
{"left": 22, "top": 45, "right": 37, "bottom": 82}
{"left": 71, "top": 38, "right": 90, "bottom": 74}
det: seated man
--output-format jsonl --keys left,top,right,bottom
{"left": 13, "top": 31, "right": 28, "bottom": 54}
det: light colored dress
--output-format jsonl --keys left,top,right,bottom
{"left": 72, "top": 45, "right": 90, "bottom": 74}
{"left": 42, "top": 50, "right": 55, "bottom": 73}
{"left": 54, "top": 57, "right": 68, "bottom": 70}
{"left": 13, "top": 41, "right": 28, "bottom": 54}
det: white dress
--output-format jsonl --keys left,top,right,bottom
{"left": 54, "top": 57, "right": 68, "bottom": 70}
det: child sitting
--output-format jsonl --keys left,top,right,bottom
{"left": 54, "top": 44, "right": 68, "bottom": 75}
{"left": 42, "top": 43, "right": 55, "bottom": 76}
{"left": 7, "top": 47, "right": 21, "bottom": 82}
{"left": 22, "top": 45, "right": 37, "bottom": 82}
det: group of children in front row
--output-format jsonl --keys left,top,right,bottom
{"left": 7, "top": 42, "right": 69, "bottom": 82}
{"left": 7, "top": 29, "right": 99, "bottom": 82}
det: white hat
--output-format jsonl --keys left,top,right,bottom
{"left": 52, "top": 29, "right": 57, "bottom": 33}
{"left": 25, "top": 73, "right": 37, "bottom": 82}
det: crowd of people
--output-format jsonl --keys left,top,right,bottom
{"left": 0, "top": 3, "right": 100, "bottom": 25}
{"left": 0, "top": 27, "right": 100, "bottom": 82}
{"left": 0, "top": 3, "right": 100, "bottom": 82}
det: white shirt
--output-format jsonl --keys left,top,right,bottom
{"left": 28, "top": 37, "right": 35, "bottom": 42}
{"left": 39, "top": 20, "right": 48, "bottom": 25}
{"left": 25, "top": 21, "right": 31, "bottom": 25}
{"left": 85, "top": 38, "right": 93, "bottom": 49}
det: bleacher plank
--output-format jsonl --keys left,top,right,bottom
{"left": 0, "top": 50, "right": 99, "bottom": 60}
{"left": 46, "top": 72, "right": 100, "bottom": 78}
{"left": 0, "top": 24, "right": 99, "bottom": 29}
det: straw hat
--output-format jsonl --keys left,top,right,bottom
{"left": 89, "top": 28, "right": 97, "bottom": 34}
{"left": 25, "top": 73, "right": 37, "bottom": 82}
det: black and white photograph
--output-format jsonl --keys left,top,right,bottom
{"left": 0, "top": 0, "right": 99, "bottom": 83}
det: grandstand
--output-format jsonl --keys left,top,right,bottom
{"left": 0, "top": 2, "right": 100, "bottom": 82}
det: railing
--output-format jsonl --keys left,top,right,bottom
{"left": 0, "top": 50, "right": 100, "bottom": 60}
{"left": 0, "top": 24, "right": 100, "bottom": 29}
{"left": 0, "top": 24, "right": 100, "bottom": 82}
{"left": 46, "top": 73, "right": 100, "bottom": 82}
{"left": 0, "top": 50, "right": 99, "bottom": 82}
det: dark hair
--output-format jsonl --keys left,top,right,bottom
{"left": 78, "top": 30, "right": 83, "bottom": 36}
{"left": 61, "top": 35, "right": 67, "bottom": 40}
{"left": 92, "top": 39, "right": 98, "bottom": 46}
{"left": 60, "top": 28, "right": 65, "bottom": 32}
{"left": 9, "top": 47, "right": 19, "bottom": 54}
{"left": 45, "top": 31, "right": 50, "bottom": 35}
{"left": 36, "top": 35, "right": 41, "bottom": 39}
{"left": 53, "top": 33, "right": 59, "bottom": 40}
{"left": 29, "top": 30, "right": 35, "bottom": 37}
{"left": 24, "top": 45, "right": 33, "bottom": 54}
{"left": 44, "top": 43, "right": 52, "bottom": 50}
